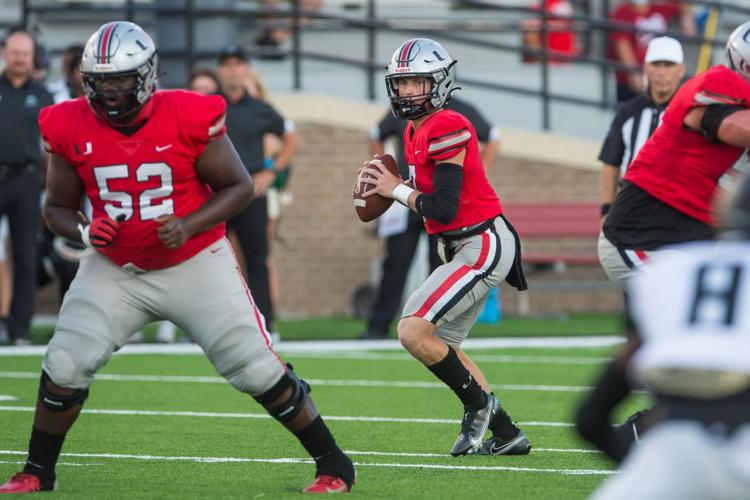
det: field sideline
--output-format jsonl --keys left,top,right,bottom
{"left": 0, "top": 330, "right": 645, "bottom": 499}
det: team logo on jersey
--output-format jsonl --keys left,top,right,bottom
{"left": 74, "top": 142, "right": 93, "bottom": 155}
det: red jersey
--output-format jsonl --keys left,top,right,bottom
{"left": 609, "top": 3, "right": 680, "bottom": 84}
{"left": 624, "top": 65, "right": 750, "bottom": 225}
{"left": 403, "top": 109, "right": 502, "bottom": 235}
{"left": 39, "top": 90, "right": 228, "bottom": 270}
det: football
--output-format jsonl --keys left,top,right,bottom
{"left": 353, "top": 154, "right": 400, "bottom": 222}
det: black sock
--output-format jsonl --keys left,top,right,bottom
{"left": 427, "top": 346, "right": 487, "bottom": 410}
{"left": 488, "top": 393, "right": 520, "bottom": 440}
{"left": 23, "top": 427, "right": 66, "bottom": 490}
{"left": 294, "top": 416, "right": 354, "bottom": 488}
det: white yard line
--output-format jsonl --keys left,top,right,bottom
{"left": 0, "top": 336, "right": 624, "bottom": 357}
{"left": 0, "top": 395, "right": 17, "bottom": 401}
{"left": 0, "top": 405, "right": 576, "bottom": 427}
{"left": 287, "top": 352, "right": 613, "bottom": 365}
{"left": 0, "top": 371, "right": 592, "bottom": 392}
{"left": 0, "top": 450, "right": 612, "bottom": 475}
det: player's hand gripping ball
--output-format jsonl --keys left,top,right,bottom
{"left": 353, "top": 153, "right": 400, "bottom": 222}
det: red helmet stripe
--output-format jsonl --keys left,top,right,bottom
{"left": 98, "top": 23, "right": 116, "bottom": 64}
{"left": 398, "top": 39, "right": 416, "bottom": 68}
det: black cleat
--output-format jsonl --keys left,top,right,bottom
{"left": 469, "top": 430, "right": 532, "bottom": 456}
{"left": 450, "top": 394, "right": 498, "bottom": 456}
{"left": 616, "top": 409, "right": 651, "bottom": 446}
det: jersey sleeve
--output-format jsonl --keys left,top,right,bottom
{"left": 38, "top": 102, "right": 72, "bottom": 162}
{"left": 180, "top": 92, "right": 227, "bottom": 151}
{"left": 693, "top": 70, "right": 749, "bottom": 108}
{"left": 427, "top": 112, "right": 473, "bottom": 162}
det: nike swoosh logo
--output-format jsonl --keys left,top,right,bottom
{"left": 210, "top": 248, "right": 221, "bottom": 254}
{"left": 155, "top": 144, "right": 173, "bottom": 152}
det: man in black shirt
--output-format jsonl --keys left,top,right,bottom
{"left": 598, "top": 36, "right": 685, "bottom": 284}
{"left": 361, "top": 96, "right": 501, "bottom": 340}
{"left": 0, "top": 28, "right": 54, "bottom": 344}
{"left": 217, "top": 45, "right": 299, "bottom": 335}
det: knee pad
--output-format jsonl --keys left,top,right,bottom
{"left": 253, "top": 364, "right": 311, "bottom": 423}
{"left": 39, "top": 371, "right": 89, "bottom": 412}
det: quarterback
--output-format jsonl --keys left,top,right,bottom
{"left": 0, "top": 22, "right": 354, "bottom": 494}
{"left": 363, "top": 38, "right": 531, "bottom": 457}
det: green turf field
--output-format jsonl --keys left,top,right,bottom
{"left": 0, "top": 334, "right": 645, "bottom": 498}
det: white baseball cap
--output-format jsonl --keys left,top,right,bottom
{"left": 645, "top": 36, "right": 684, "bottom": 64}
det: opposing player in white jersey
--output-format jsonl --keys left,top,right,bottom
{"left": 576, "top": 173, "right": 750, "bottom": 500}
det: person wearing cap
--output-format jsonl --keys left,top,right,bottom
{"left": 599, "top": 36, "right": 685, "bottom": 226}
{"left": 217, "top": 44, "right": 300, "bottom": 337}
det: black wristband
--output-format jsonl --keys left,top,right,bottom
{"left": 601, "top": 203, "right": 612, "bottom": 216}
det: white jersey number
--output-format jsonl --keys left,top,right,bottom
{"left": 93, "top": 162, "right": 174, "bottom": 221}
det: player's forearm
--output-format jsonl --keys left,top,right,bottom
{"left": 43, "top": 204, "right": 89, "bottom": 244}
{"left": 273, "top": 131, "right": 300, "bottom": 170}
{"left": 480, "top": 140, "right": 500, "bottom": 171}
{"left": 369, "top": 140, "right": 385, "bottom": 157}
{"left": 182, "top": 181, "right": 254, "bottom": 236}
{"left": 600, "top": 164, "right": 620, "bottom": 205}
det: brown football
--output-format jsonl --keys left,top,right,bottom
{"left": 353, "top": 153, "right": 399, "bottom": 222}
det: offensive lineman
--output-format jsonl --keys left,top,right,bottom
{"left": 577, "top": 173, "right": 750, "bottom": 499}
{"left": 599, "top": 21, "right": 750, "bottom": 284}
{"left": 363, "top": 38, "right": 531, "bottom": 457}
{"left": 0, "top": 22, "right": 354, "bottom": 494}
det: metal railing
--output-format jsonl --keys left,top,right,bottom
{"left": 18, "top": 0, "right": 750, "bottom": 130}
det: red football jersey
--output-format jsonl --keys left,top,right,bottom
{"left": 403, "top": 109, "right": 502, "bottom": 235}
{"left": 39, "top": 90, "right": 228, "bottom": 270}
{"left": 624, "top": 65, "right": 750, "bottom": 225}
{"left": 608, "top": 3, "right": 680, "bottom": 85}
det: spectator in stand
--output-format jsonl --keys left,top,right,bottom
{"left": 255, "top": 0, "right": 324, "bottom": 57}
{"left": 609, "top": 0, "right": 695, "bottom": 103}
{"left": 47, "top": 44, "right": 84, "bottom": 103}
{"left": 521, "top": 0, "right": 579, "bottom": 63}
{"left": 188, "top": 68, "right": 220, "bottom": 95}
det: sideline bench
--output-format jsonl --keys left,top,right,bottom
{"left": 504, "top": 202, "right": 601, "bottom": 267}
{"left": 502, "top": 203, "right": 613, "bottom": 314}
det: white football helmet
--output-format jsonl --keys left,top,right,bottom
{"left": 80, "top": 21, "right": 158, "bottom": 123}
{"left": 385, "top": 38, "right": 459, "bottom": 119}
{"left": 726, "top": 21, "right": 750, "bottom": 83}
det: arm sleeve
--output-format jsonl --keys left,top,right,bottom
{"left": 692, "top": 71, "right": 749, "bottom": 143}
{"left": 598, "top": 109, "right": 627, "bottom": 166}
{"left": 415, "top": 163, "right": 463, "bottom": 225}
{"left": 427, "top": 113, "right": 473, "bottom": 162}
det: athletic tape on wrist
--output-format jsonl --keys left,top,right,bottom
{"left": 392, "top": 183, "right": 415, "bottom": 206}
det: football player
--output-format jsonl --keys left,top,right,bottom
{"left": 599, "top": 21, "right": 750, "bottom": 284}
{"left": 577, "top": 173, "right": 750, "bottom": 499}
{"left": 362, "top": 38, "right": 531, "bottom": 457}
{"left": 598, "top": 20, "right": 750, "bottom": 446}
{"left": 0, "top": 22, "right": 353, "bottom": 494}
